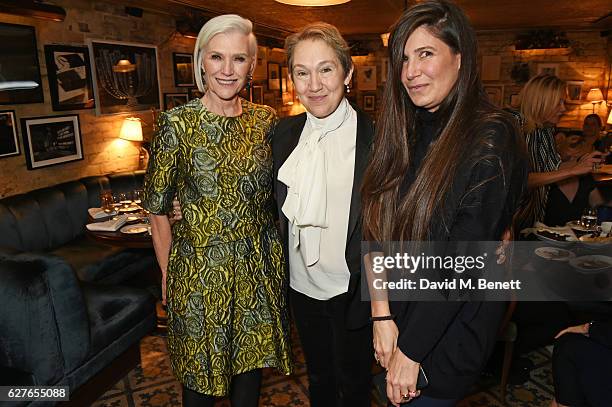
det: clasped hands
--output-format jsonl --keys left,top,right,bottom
{"left": 373, "top": 320, "right": 421, "bottom": 405}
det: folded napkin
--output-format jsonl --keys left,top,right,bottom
{"left": 86, "top": 215, "right": 128, "bottom": 232}
{"left": 88, "top": 207, "right": 116, "bottom": 219}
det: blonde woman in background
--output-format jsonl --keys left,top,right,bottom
{"left": 142, "top": 14, "right": 291, "bottom": 407}
{"left": 516, "top": 74, "right": 606, "bottom": 229}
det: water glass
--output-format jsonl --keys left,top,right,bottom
{"left": 100, "top": 191, "right": 114, "bottom": 214}
{"left": 580, "top": 207, "right": 598, "bottom": 230}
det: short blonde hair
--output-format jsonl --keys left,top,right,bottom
{"left": 519, "top": 74, "right": 566, "bottom": 132}
{"left": 193, "top": 14, "right": 258, "bottom": 92}
{"left": 284, "top": 22, "right": 352, "bottom": 77}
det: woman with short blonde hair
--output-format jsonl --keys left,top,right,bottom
{"left": 516, "top": 74, "right": 605, "bottom": 228}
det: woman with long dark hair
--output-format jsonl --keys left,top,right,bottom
{"left": 361, "top": 1, "right": 526, "bottom": 405}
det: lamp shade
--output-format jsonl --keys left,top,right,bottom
{"left": 586, "top": 88, "right": 604, "bottom": 102}
{"left": 607, "top": 109, "right": 612, "bottom": 125}
{"left": 119, "top": 117, "right": 143, "bottom": 142}
{"left": 274, "top": 0, "right": 350, "bottom": 5}
{"left": 113, "top": 59, "right": 136, "bottom": 73}
{"left": 380, "top": 32, "right": 390, "bottom": 47}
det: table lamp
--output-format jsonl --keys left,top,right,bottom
{"left": 119, "top": 117, "right": 148, "bottom": 168}
{"left": 586, "top": 88, "right": 603, "bottom": 113}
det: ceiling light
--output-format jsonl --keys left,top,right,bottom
{"left": 274, "top": 0, "right": 350, "bottom": 6}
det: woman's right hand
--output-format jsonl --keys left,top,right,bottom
{"left": 373, "top": 319, "right": 399, "bottom": 369}
{"left": 570, "top": 151, "right": 607, "bottom": 176}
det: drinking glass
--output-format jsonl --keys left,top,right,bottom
{"left": 118, "top": 192, "right": 132, "bottom": 209}
{"left": 133, "top": 189, "right": 144, "bottom": 205}
{"left": 100, "top": 191, "right": 114, "bottom": 215}
{"left": 580, "top": 207, "right": 598, "bottom": 230}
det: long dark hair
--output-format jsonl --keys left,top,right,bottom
{"left": 362, "top": 0, "right": 515, "bottom": 242}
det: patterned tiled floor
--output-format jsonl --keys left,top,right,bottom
{"left": 94, "top": 333, "right": 555, "bottom": 407}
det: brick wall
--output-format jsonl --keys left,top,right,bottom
{"left": 0, "top": 0, "right": 194, "bottom": 198}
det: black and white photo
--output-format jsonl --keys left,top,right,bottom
{"left": 88, "top": 39, "right": 161, "bottom": 115}
{"left": 21, "top": 114, "right": 83, "bottom": 169}
{"left": 44, "top": 45, "right": 95, "bottom": 111}
{"left": 173, "top": 53, "right": 195, "bottom": 87}
{"left": 0, "top": 110, "right": 19, "bottom": 158}
{"left": 0, "top": 23, "right": 44, "bottom": 105}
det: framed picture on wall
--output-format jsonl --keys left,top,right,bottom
{"left": 20, "top": 114, "right": 83, "bottom": 170}
{"left": 358, "top": 66, "right": 377, "bottom": 91}
{"left": 0, "top": 23, "right": 44, "bottom": 105}
{"left": 172, "top": 53, "right": 195, "bottom": 87}
{"left": 189, "top": 88, "right": 203, "bottom": 99}
{"left": 566, "top": 80, "right": 584, "bottom": 104}
{"left": 268, "top": 62, "right": 281, "bottom": 91}
{"left": 483, "top": 84, "right": 504, "bottom": 107}
{"left": 88, "top": 39, "right": 162, "bottom": 115}
{"left": 164, "top": 92, "right": 189, "bottom": 110}
{"left": 0, "top": 110, "right": 19, "bottom": 158}
{"left": 363, "top": 95, "right": 375, "bottom": 111}
{"left": 254, "top": 46, "right": 268, "bottom": 80}
{"left": 536, "top": 63, "right": 559, "bottom": 77}
{"left": 44, "top": 45, "right": 95, "bottom": 111}
{"left": 252, "top": 85, "right": 264, "bottom": 105}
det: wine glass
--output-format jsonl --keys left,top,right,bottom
{"left": 118, "top": 192, "right": 133, "bottom": 210}
{"left": 100, "top": 191, "right": 114, "bottom": 215}
{"left": 580, "top": 207, "right": 598, "bottom": 230}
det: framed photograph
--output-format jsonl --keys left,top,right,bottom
{"left": 172, "top": 53, "right": 195, "bottom": 87}
{"left": 44, "top": 45, "right": 95, "bottom": 111}
{"left": 566, "top": 80, "right": 584, "bottom": 104}
{"left": 358, "top": 66, "right": 377, "bottom": 91}
{"left": 252, "top": 85, "right": 264, "bottom": 105}
{"left": 537, "top": 63, "right": 559, "bottom": 77}
{"left": 164, "top": 92, "right": 189, "bottom": 110}
{"left": 263, "top": 91, "right": 276, "bottom": 107}
{"left": 363, "top": 95, "right": 375, "bottom": 111}
{"left": 253, "top": 46, "right": 268, "bottom": 80}
{"left": 0, "top": 110, "right": 19, "bottom": 158}
{"left": 268, "top": 62, "right": 280, "bottom": 91}
{"left": 0, "top": 23, "right": 44, "bottom": 105}
{"left": 483, "top": 84, "right": 504, "bottom": 107}
{"left": 381, "top": 58, "right": 389, "bottom": 83}
{"left": 20, "top": 114, "right": 83, "bottom": 170}
{"left": 88, "top": 39, "right": 162, "bottom": 115}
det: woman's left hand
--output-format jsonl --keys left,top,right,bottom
{"left": 386, "top": 348, "right": 421, "bottom": 406}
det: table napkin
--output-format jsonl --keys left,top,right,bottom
{"left": 86, "top": 215, "right": 128, "bottom": 232}
{"left": 88, "top": 207, "right": 116, "bottom": 219}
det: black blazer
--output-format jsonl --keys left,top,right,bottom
{"left": 271, "top": 107, "right": 374, "bottom": 330}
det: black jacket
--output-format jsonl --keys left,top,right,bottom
{"left": 392, "top": 109, "right": 528, "bottom": 399}
{"left": 271, "top": 107, "right": 374, "bottom": 330}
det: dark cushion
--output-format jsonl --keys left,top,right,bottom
{"left": 0, "top": 254, "right": 90, "bottom": 385}
{"left": 50, "top": 237, "right": 156, "bottom": 284}
{"left": 81, "top": 283, "right": 155, "bottom": 355}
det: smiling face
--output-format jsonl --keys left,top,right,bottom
{"left": 202, "top": 30, "right": 254, "bottom": 102}
{"left": 401, "top": 26, "right": 461, "bottom": 112}
{"left": 291, "top": 39, "right": 352, "bottom": 119}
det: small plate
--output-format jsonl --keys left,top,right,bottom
{"left": 566, "top": 220, "right": 597, "bottom": 233}
{"left": 119, "top": 206, "right": 141, "bottom": 213}
{"left": 569, "top": 255, "right": 612, "bottom": 274}
{"left": 120, "top": 223, "right": 149, "bottom": 235}
{"left": 534, "top": 230, "right": 576, "bottom": 247}
{"left": 534, "top": 247, "right": 576, "bottom": 261}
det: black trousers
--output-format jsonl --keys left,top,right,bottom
{"left": 553, "top": 333, "right": 612, "bottom": 407}
{"left": 290, "top": 288, "right": 373, "bottom": 407}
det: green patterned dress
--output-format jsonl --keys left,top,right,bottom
{"left": 142, "top": 98, "right": 292, "bottom": 396}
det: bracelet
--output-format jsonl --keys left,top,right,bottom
{"left": 370, "top": 314, "right": 395, "bottom": 322}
